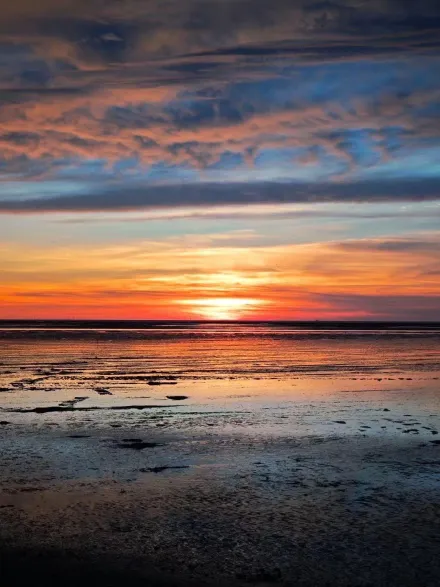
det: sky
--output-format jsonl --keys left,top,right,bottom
{"left": 0, "top": 0, "right": 439, "bottom": 320}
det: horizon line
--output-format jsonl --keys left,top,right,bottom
{"left": 1, "top": 319, "right": 440, "bottom": 326}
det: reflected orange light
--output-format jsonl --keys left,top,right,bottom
{"left": 178, "top": 297, "right": 266, "bottom": 320}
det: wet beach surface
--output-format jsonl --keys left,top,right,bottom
{"left": 1, "top": 323, "right": 440, "bottom": 586}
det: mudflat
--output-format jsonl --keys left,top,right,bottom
{"left": 1, "top": 322, "right": 440, "bottom": 586}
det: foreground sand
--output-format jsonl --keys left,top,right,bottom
{"left": 1, "top": 384, "right": 440, "bottom": 587}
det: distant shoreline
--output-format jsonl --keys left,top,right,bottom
{"left": 1, "top": 319, "right": 440, "bottom": 330}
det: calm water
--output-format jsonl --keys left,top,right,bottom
{"left": 1, "top": 323, "right": 439, "bottom": 411}
{"left": 1, "top": 323, "right": 440, "bottom": 374}
{"left": 1, "top": 322, "right": 440, "bottom": 483}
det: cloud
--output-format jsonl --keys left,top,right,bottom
{"left": 2, "top": 0, "right": 440, "bottom": 60}
{"left": 308, "top": 291, "right": 440, "bottom": 321}
{"left": 0, "top": 0, "right": 439, "bottom": 194}
{"left": 1, "top": 177, "right": 439, "bottom": 213}
{"left": 1, "top": 232, "right": 439, "bottom": 319}
{"left": 334, "top": 237, "right": 440, "bottom": 254}
{"left": 0, "top": 50, "right": 438, "bottom": 191}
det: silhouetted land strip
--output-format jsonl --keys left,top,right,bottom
{"left": 1, "top": 319, "right": 440, "bottom": 331}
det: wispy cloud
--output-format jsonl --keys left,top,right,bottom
{"left": 0, "top": 0, "right": 438, "bottom": 210}
{"left": 2, "top": 233, "right": 439, "bottom": 319}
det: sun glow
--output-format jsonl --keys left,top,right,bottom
{"left": 178, "top": 297, "right": 266, "bottom": 320}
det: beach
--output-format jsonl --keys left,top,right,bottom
{"left": 1, "top": 322, "right": 440, "bottom": 586}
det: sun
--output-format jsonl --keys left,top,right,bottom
{"left": 178, "top": 297, "right": 265, "bottom": 320}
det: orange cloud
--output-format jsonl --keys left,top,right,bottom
{"left": 1, "top": 233, "right": 439, "bottom": 320}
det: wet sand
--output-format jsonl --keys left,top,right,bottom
{"left": 1, "top": 324, "right": 440, "bottom": 585}
{"left": 2, "top": 397, "right": 440, "bottom": 585}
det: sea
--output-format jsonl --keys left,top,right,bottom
{"left": 1, "top": 322, "right": 439, "bottom": 420}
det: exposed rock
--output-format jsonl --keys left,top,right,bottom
{"left": 95, "top": 388, "right": 113, "bottom": 395}
{"left": 59, "top": 400, "right": 77, "bottom": 408}
{"left": 139, "top": 465, "right": 189, "bottom": 473}
{"left": 117, "top": 439, "right": 162, "bottom": 450}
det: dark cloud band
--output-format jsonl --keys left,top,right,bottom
{"left": 0, "top": 178, "right": 439, "bottom": 213}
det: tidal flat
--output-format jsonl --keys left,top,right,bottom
{"left": 1, "top": 322, "right": 440, "bottom": 586}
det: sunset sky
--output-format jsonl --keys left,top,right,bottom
{"left": 0, "top": 0, "right": 439, "bottom": 320}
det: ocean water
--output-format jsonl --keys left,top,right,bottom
{"left": 1, "top": 322, "right": 440, "bottom": 495}
{"left": 1, "top": 322, "right": 439, "bottom": 412}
